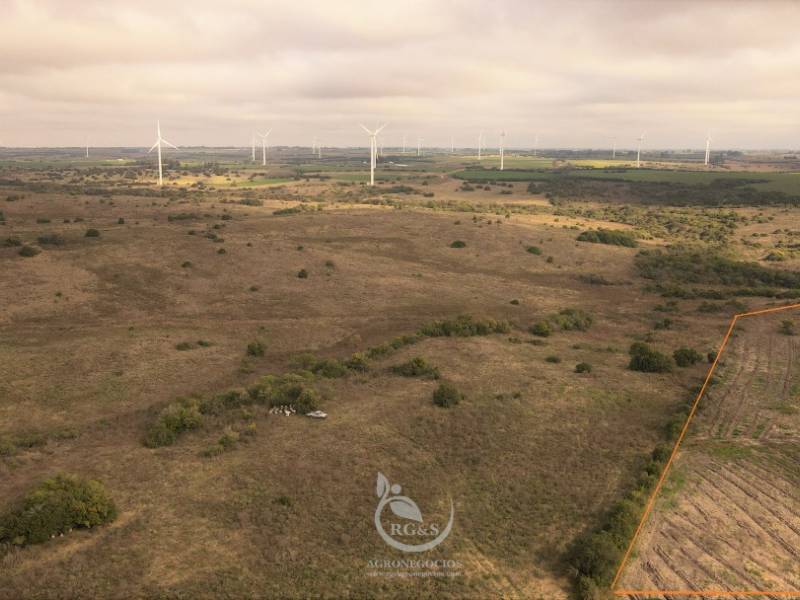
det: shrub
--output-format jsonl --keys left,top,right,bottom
{"left": 433, "top": 382, "right": 462, "bottom": 408}
{"left": 247, "top": 372, "right": 321, "bottom": 412}
{"left": 545, "top": 355, "right": 561, "bottom": 363}
{"left": 552, "top": 308, "right": 593, "bottom": 331}
{"left": 144, "top": 397, "right": 203, "bottom": 447}
{"left": 18, "top": 245, "right": 40, "bottom": 257}
{"left": 780, "top": 320, "right": 796, "bottom": 336}
{"left": 117, "top": 218, "right": 125, "bottom": 225}
{"left": 575, "top": 362, "right": 592, "bottom": 373}
{"left": 175, "top": 341, "right": 194, "bottom": 351}
{"left": 628, "top": 343, "right": 673, "bottom": 373}
{"left": 246, "top": 340, "right": 266, "bottom": 357}
{"left": 84, "top": 228, "right": 100, "bottom": 237}
{"left": 181, "top": 261, "right": 192, "bottom": 268}
{"left": 345, "top": 352, "right": 369, "bottom": 372}
{"left": 419, "top": 315, "right": 510, "bottom": 337}
{"left": 3, "top": 237, "right": 22, "bottom": 247}
{"left": 217, "top": 248, "right": 226, "bottom": 255}
{"left": 529, "top": 320, "right": 552, "bottom": 337}
{"left": 449, "top": 240, "right": 466, "bottom": 248}
{"left": 0, "top": 475, "right": 116, "bottom": 547}
{"left": 392, "top": 357, "right": 440, "bottom": 379}
{"left": 291, "top": 354, "right": 348, "bottom": 378}
{"left": 37, "top": 234, "right": 65, "bottom": 246}
{"left": 576, "top": 228, "right": 637, "bottom": 247}
{"left": 526, "top": 245, "right": 542, "bottom": 255}
{"left": 297, "top": 268, "right": 308, "bottom": 278}
{"left": 673, "top": 347, "right": 703, "bottom": 367}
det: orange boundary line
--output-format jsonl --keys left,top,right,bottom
{"left": 611, "top": 301, "right": 800, "bottom": 598}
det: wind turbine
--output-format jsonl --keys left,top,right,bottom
{"left": 704, "top": 131, "right": 711, "bottom": 166}
{"left": 148, "top": 120, "right": 178, "bottom": 187}
{"left": 533, "top": 134, "right": 538, "bottom": 157}
{"left": 636, "top": 132, "right": 645, "bottom": 169}
{"left": 359, "top": 123, "right": 386, "bottom": 186}
{"left": 417, "top": 137, "right": 423, "bottom": 157}
{"left": 611, "top": 137, "right": 616, "bottom": 160}
{"left": 499, "top": 130, "right": 506, "bottom": 171}
{"left": 257, "top": 129, "right": 272, "bottom": 166}
{"left": 478, "top": 131, "right": 484, "bottom": 160}
{"left": 251, "top": 133, "right": 256, "bottom": 162}
{"left": 85, "top": 136, "right": 89, "bottom": 159}
{"left": 402, "top": 133, "right": 406, "bottom": 154}
{"left": 450, "top": 136, "right": 454, "bottom": 153}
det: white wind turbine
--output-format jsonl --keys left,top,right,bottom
{"left": 402, "top": 133, "right": 407, "bottom": 154}
{"left": 251, "top": 133, "right": 256, "bottom": 162}
{"left": 478, "top": 131, "right": 485, "bottom": 160}
{"left": 450, "top": 136, "right": 454, "bottom": 153}
{"left": 704, "top": 131, "right": 711, "bottom": 166}
{"left": 359, "top": 123, "right": 386, "bottom": 186}
{"left": 636, "top": 132, "right": 645, "bottom": 169}
{"left": 533, "top": 134, "right": 538, "bottom": 157}
{"left": 85, "top": 136, "right": 89, "bottom": 159}
{"left": 611, "top": 137, "right": 616, "bottom": 160}
{"left": 417, "top": 137, "right": 423, "bottom": 157}
{"left": 499, "top": 130, "right": 506, "bottom": 171}
{"left": 257, "top": 129, "right": 272, "bottom": 166}
{"left": 148, "top": 120, "right": 178, "bottom": 186}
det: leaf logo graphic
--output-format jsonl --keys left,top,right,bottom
{"left": 389, "top": 497, "right": 423, "bottom": 522}
{"left": 373, "top": 472, "right": 454, "bottom": 553}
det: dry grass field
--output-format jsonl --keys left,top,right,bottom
{"left": 1, "top": 152, "right": 799, "bottom": 599}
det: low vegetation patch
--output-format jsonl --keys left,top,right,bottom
{"left": 673, "top": 347, "right": 703, "bottom": 367}
{"left": 432, "top": 382, "right": 462, "bottom": 408}
{"left": 628, "top": 342, "right": 673, "bottom": 373}
{"left": 391, "top": 357, "right": 440, "bottom": 379}
{"left": 576, "top": 228, "right": 637, "bottom": 247}
{"left": 449, "top": 240, "right": 466, "bottom": 248}
{"left": 419, "top": 315, "right": 510, "bottom": 337}
{"left": 18, "top": 245, "right": 40, "bottom": 257}
{"left": 144, "top": 397, "right": 203, "bottom": 447}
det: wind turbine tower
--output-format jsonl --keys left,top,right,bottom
{"left": 612, "top": 137, "right": 616, "bottom": 160}
{"left": 251, "top": 133, "right": 256, "bottom": 162}
{"left": 85, "top": 137, "right": 89, "bottom": 159}
{"left": 417, "top": 137, "right": 423, "bottom": 157}
{"left": 478, "top": 131, "right": 483, "bottom": 160}
{"left": 258, "top": 129, "right": 272, "bottom": 166}
{"left": 704, "top": 132, "right": 711, "bottom": 166}
{"left": 533, "top": 134, "right": 538, "bottom": 157}
{"left": 636, "top": 132, "right": 645, "bottom": 169}
{"left": 500, "top": 131, "right": 506, "bottom": 171}
{"left": 450, "top": 136, "right": 454, "bottom": 153}
{"left": 148, "top": 120, "right": 178, "bottom": 187}
{"left": 359, "top": 123, "right": 386, "bottom": 186}
{"left": 402, "top": 133, "right": 406, "bottom": 154}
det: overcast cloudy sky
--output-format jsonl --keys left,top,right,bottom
{"left": 1, "top": 0, "right": 798, "bottom": 149}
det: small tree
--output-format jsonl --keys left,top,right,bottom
{"left": 433, "top": 382, "right": 462, "bottom": 408}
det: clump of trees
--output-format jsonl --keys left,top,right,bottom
{"left": 628, "top": 342, "right": 673, "bottom": 373}
{"left": 0, "top": 475, "right": 117, "bottom": 548}
{"left": 673, "top": 347, "right": 703, "bottom": 367}
{"left": 392, "top": 357, "right": 440, "bottom": 379}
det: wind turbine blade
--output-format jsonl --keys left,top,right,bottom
{"left": 265, "top": 128, "right": 272, "bottom": 137}
{"left": 148, "top": 140, "right": 159, "bottom": 153}
{"left": 161, "top": 138, "right": 178, "bottom": 150}
{"left": 375, "top": 123, "right": 388, "bottom": 135}
{"left": 359, "top": 124, "right": 372, "bottom": 135}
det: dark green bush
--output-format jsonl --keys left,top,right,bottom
{"left": 673, "top": 347, "right": 703, "bottom": 367}
{"left": 291, "top": 353, "right": 348, "bottom": 378}
{"left": 297, "top": 268, "right": 309, "bottom": 278}
{"left": 433, "top": 382, "right": 462, "bottom": 408}
{"left": 18, "top": 245, "right": 40, "bottom": 257}
{"left": 247, "top": 372, "right": 321, "bottom": 412}
{"left": 575, "top": 362, "right": 592, "bottom": 373}
{"left": 449, "top": 240, "right": 466, "bottom": 248}
{"left": 37, "top": 234, "right": 65, "bottom": 246}
{"left": 780, "top": 320, "right": 796, "bottom": 336}
{"left": 246, "top": 340, "right": 266, "bottom": 357}
{"left": 545, "top": 355, "right": 561, "bottom": 363}
{"left": 419, "top": 315, "right": 510, "bottom": 337}
{"left": 392, "top": 357, "right": 440, "bottom": 379}
{"left": 0, "top": 474, "right": 116, "bottom": 547}
{"left": 144, "top": 397, "right": 203, "bottom": 447}
{"left": 576, "top": 229, "right": 637, "bottom": 247}
{"left": 84, "top": 228, "right": 100, "bottom": 238}
{"left": 628, "top": 342, "right": 673, "bottom": 373}
{"left": 529, "top": 320, "right": 552, "bottom": 337}
{"left": 345, "top": 352, "right": 369, "bottom": 372}
{"left": 3, "top": 237, "right": 22, "bottom": 247}
{"left": 526, "top": 245, "right": 542, "bottom": 255}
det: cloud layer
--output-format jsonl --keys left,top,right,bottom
{"left": 0, "top": 0, "right": 798, "bottom": 148}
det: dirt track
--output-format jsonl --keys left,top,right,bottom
{"left": 620, "top": 311, "right": 800, "bottom": 598}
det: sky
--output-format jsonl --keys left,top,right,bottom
{"left": 0, "top": 0, "right": 798, "bottom": 149}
